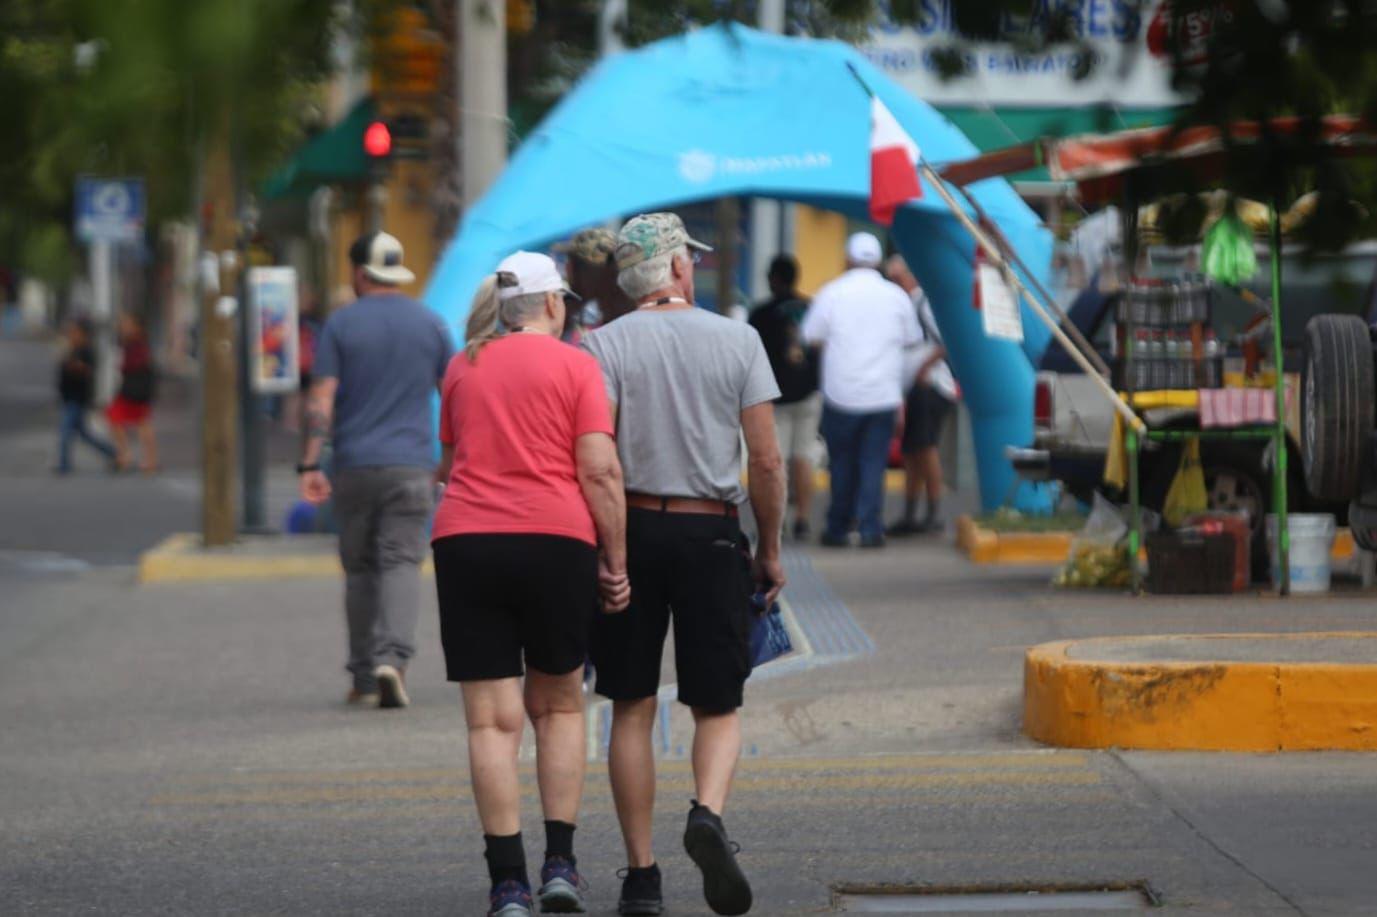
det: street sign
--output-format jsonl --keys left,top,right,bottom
{"left": 246, "top": 267, "right": 300, "bottom": 395}
{"left": 75, "top": 177, "right": 146, "bottom": 243}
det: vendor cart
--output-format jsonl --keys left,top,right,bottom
{"left": 927, "top": 116, "right": 1377, "bottom": 594}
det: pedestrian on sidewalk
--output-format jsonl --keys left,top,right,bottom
{"left": 432, "top": 251, "right": 628, "bottom": 917}
{"left": 884, "top": 255, "right": 956, "bottom": 536}
{"left": 106, "top": 312, "right": 159, "bottom": 474}
{"left": 554, "top": 227, "right": 632, "bottom": 341}
{"left": 583, "top": 212, "right": 787, "bottom": 917}
{"left": 298, "top": 232, "right": 454, "bottom": 710}
{"left": 748, "top": 254, "right": 820, "bottom": 540}
{"left": 54, "top": 316, "right": 116, "bottom": 474}
{"left": 801, "top": 232, "right": 921, "bottom": 549}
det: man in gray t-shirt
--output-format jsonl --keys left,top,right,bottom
{"left": 582, "top": 213, "right": 786, "bottom": 917}
{"left": 300, "top": 231, "right": 454, "bottom": 711}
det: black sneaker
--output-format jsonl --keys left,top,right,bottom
{"left": 886, "top": 517, "right": 923, "bottom": 536}
{"left": 616, "top": 864, "right": 663, "bottom": 916}
{"left": 683, "top": 802, "right": 752, "bottom": 916}
{"left": 819, "top": 532, "right": 850, "bottom": 548}
{"left": 791, "top": 519, "right": 811, "bottom": 540}
{"left": 859, "top": 534, "right": 886, "bottom": 549}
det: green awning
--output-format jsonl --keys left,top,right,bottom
{"left": 937, "top": 106, "right": 1181, "bottom": 183}
{"left": 263, "top": 98, "right": 376, "bottom": 200}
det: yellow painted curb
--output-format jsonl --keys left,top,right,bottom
{"left": 139, "top": 533, "right": 434, "bottom": 584}
{"left": 810, "top": 468, "right": 907, "bottom": 495}
{"left": 1024, "top": 633, "right": 1377, "bottom": 751}
{"left": 955, "top": 515, "right": 1072, "bottom": 565}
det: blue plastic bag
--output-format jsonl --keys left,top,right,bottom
{"left": 749, "top": 595, "right": 792, "bottom": 668}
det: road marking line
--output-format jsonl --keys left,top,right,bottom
{"left": 150, "top": 767, "right": 1099, "bottom": 807}
{"left": 166, "top": 751, "right": 1091, "bottom": 787}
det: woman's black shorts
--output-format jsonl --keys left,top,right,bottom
{"left": 433, "top": 533, "right": 598, "bottom": 682}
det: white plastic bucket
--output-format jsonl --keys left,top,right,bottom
{"left": 1267, "top": 513, "right": 1337, "bottom": 594}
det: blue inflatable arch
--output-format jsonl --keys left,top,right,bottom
{"left": 424, "top": 23, "right": 1053, "bottom": 512}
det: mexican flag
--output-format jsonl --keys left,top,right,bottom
{"left": 869, "top": 95, "right": 922, "bottom": 226}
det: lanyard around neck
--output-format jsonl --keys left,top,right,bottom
{"left": 638, "top": 296, "right": 691, "bottom": 310}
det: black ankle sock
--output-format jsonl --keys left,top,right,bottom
{"left": 483, "top": 832, "right": 528, "bottom": 889}
{"left": 543, "top": 819, "right": 576, "bottom": 863}
{"left": 626, "top": 863, "right": 660, "bottom": 880}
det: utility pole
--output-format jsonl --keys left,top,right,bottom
{"left": 200, "top": 125, "right": 240, "bottom": 547}
{"left": 459, "top": 0, "right": 508, "bottom": 208}
{"left": 750, "top": 0, "right": 788, "bottom": 301}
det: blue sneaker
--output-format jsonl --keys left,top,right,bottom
{"left": 488, "top": 879, "right": 533, "bottom": 917}
{"left": 537, "top": 855, "right": 586, "bottom": 912}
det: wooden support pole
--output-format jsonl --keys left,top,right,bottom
{"left": 200, "top": 130, "right": 239, "bottom": 547}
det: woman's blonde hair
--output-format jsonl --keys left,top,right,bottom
{"left": 464, "top": 274, "right": 555, "bottom": 362}
{"left": 463, "top": 275, "right": 502, "bottom": 362}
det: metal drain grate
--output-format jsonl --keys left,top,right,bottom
{"left": 833, "top": 882, "right": 1156, "bottom": 913}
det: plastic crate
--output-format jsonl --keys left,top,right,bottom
{"left": 1146, "top": 531, "right": 1237, "bottom": 594}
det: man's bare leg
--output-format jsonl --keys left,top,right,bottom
{"left": 608, "top": 696, "right": 658, "bottom": 867}
{"left": 690, "top": 708, "right": 741, "bottom": 813}
{"left": 790, "top": 457, "right": 815, "bottom": 530}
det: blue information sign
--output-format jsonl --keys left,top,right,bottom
{"left": 75, "top": 177, "right": 146, "bottom": 243}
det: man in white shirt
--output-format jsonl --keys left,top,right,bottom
{"left": 801, "top": 232, "right": 921, "bottom": 548}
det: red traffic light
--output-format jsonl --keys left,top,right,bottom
{"left": 363, "top": 120, "right": 392, "bottom": 159}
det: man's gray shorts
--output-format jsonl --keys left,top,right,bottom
{"left": 332, "top": 466, "right": 433, "bottom": 691}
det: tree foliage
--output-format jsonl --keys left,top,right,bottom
{"left": 0, "top": 0, "right": 337, "bottom": 283}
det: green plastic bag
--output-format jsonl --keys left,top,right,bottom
{"left": 1202, "top": 211, "right": 1258, "bottom": 285}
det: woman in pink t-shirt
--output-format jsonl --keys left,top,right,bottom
{"left": 432, "top": 251, "right": 627, "bottom": 916}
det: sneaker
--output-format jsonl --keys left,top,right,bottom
{"left": 683, "top": 802, "right": 752, "bottom": 916}
{"left": 616, "top": 864, "right": 663, "bottom": 916}
{"left": 819, "top": 532, "right": 850, "bottom": 548}
{"left": 489, "top": 879, "right": 534, "bottom": 917}
{"left": 537, "top": 856, "right": 586, "bottom": 913}
{"left": 345, "top": 689, "right": 379, "bottom": 707}
{"left": 859, "top": 534, "right": 886, "bottom": 549}
{"left": 791, "top": 519, "right": 811, "bottom": 540}
{"left": 375, "top": 664, "right": 409, "bottom": 709}
{"left": 916, "top": 515, "right": 944, "bottom": 535}
{"left": 886, "top": 517, "right": 923, "bottom": 536}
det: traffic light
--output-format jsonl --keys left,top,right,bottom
{"left": 363, "top": 120, "right": 392, "bottom": 160}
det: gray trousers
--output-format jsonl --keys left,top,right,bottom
{"left": 333, "top": 466, "right": 433, "bottom": 691}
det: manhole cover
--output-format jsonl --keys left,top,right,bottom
{"left": 833, "top": 882, "right": 1156, "bottom": 913}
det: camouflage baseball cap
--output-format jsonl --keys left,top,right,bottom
{"left": 615, "top": 212, "right": 712, "bottom": 271}
{"left": 552, "top": 228, "right": 617, "bottom": 264}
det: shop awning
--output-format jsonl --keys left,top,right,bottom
{"left": 939, "top": 115, "right": 1377, "bottom": 204}
{"left": 262, "top": 98, "right": 376, "bottom": 200}
{"left": 937, "top": 106, "right": 1179, "bottom": 184}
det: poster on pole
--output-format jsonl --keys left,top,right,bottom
{"left": 247, "top": 267, "right": 300, "bottom": 394}
{"left": 977, "top": 262, "right": 1023, "bottom": 343}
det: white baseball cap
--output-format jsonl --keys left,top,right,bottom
{"left": 349, "top": 232, "right": 416, "bottom": 285}
{"left": 495, "top": 251, "right": 579, "bottom": 301}
{"left": 846, "top": 231, "right": 884, "bottom": 267}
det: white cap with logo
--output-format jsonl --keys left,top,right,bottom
{"left": 846, "top": 231, "right": 884, "bottom": 267}
{"left": 495, "top": 251, "right": 580, "bottom": 301}
{"left": 350, "top": 232, "right": 416, "bottom": 285}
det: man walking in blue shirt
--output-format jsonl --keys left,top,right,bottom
{"left": 300, "top": 232, "right": 455, "bottom": 709}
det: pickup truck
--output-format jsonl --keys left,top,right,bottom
{"left": 1014, "top": 243, "right": 1376, "bottom": 568}
{"left": 1298, "top": 247, "right": 1377, "bottom": 549}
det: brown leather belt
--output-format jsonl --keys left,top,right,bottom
{"left": 626, "top": 492, "right": 738, "bottom": 517}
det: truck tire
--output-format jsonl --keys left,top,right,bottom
{"left": 1302, "top": 314, "right": 1374, "bottom": 502}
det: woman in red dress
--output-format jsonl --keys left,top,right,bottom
{"left": 106, "top": 313, "right": 159, "bottom": 473}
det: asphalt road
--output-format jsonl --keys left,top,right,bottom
{"left": 2, "top": 335, "right": 1376, "bottom": 915}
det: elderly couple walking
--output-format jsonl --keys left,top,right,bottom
{"left": 302, "top": 217, "right": 786, "bottom": 916}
